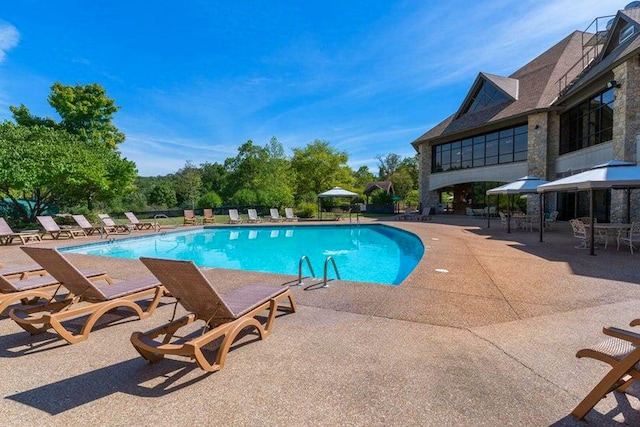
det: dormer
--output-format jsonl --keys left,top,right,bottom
{"left": 454, "top": 72, "right": 518, "bottom": 119}
{"left": 601, "top": 9, "right": 640, "bottom": 57}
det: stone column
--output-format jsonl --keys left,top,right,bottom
{"left": 526, "top": 112, "right": 550, "bottom": 215}
{"left": 418, "top": 143, "right": 440, "bottom": 211}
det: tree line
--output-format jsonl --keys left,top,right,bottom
{"left": 0, "top": 83, "right": 418, "bottom": 225}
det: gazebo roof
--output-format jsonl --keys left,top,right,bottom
{"left": 486, "top": 176, "right": 549, "bottom": 195}
{"left": 537, "top": 161, "right": 640, "bottom": 192}
{"left": 318, "top": 187, "right": 359, "bottom": 198}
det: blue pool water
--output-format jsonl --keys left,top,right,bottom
{"left": 61, "top": 225, "right": 424, "bottom": 285}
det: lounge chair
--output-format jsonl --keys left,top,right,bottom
{"left": 98, "top": 214, "right": 132, "bottom": 235}
{"left": 37, "top": 215, "right": 86, "bottom": 239}
{"left": 0, "top": 218, "right": 42, "bottom": 245}
{"left": 183, "top": 210, "right": 197, "bottom": 226}
{"left": 0, "top": 267, "right": 107, "bottom": 314}
{"left": 72, "top": 214, "right": 102, "bottom": 236}
{"left": 285, "top": 208, "right": 298, "bottom": 221}
{"left": 247, "top": 209, "right": 261, "bottom": 223}
{"left": 0, "top": 262, "right": 46, "bottom": 279}
{"left": 202, "top": 209, "right": 216, "bottom": 224}
{"left": 10, "top": 247, "right": 166, "bottom": 344}
{"left": 131, "top": 257, "right": 296, "bottom": 372}
{"left": 228, "top": 209, "right": 243, "bottom": 224}
{"left": 418, "top": 207, "right": 432, "bottom": 221}
{"left": 124, "top": 212, "right": 156, "bottom": 230}
{"left": 572, "top": 322, "right": 640, "bottom": 419}
{"left": 268, "top": 208, "right": 285, "bottom": 222}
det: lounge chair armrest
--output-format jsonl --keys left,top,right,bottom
{"left": 629, "top": 318, "right": 640, "bottom": 327}
{"left": 603, "top": 326, "right": 640, "bottom": 344}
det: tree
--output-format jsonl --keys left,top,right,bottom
{"left": 376, "top": 153, "right": 402, "bottom": 180}
{"left": 11, "top": 82, "right": 125, "bottom": 148}
{"left": 148, "top": 183, "right": 178, "bottom": 208}
{"left": 388, "top": 168, "right": 414, "bottom": 198}
{"left": 398, "top": 155, "right": 419, "bottom": 190}
{"left": 291, "top": 140, "right": 353, "bottom": 197}
{"left": 174, "top": 161, "right": 202, "bottom": 209}
{"left": 197, "top": 191, "right": 222, "bottom": 209}
{"left": 0, "top": 122, "right": 135, "bottom": 222}
{"left": 200, "top": 162, "right": 227, "bottom": 193}
{"left": 352, "top": 166, "right": 376, "bottom": 190}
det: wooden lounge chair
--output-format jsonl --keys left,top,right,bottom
{"left": 124, "top": 212, "right": 156, "bottom": 230}
{"left": 98, "top": 214, "right": 133, "bottom": 235}
{"left": 9, "top": 247, "right": 166, "bottom": 344}
{"left": 37, "top": 215, "right": 86, "bottom": 239}
{"left": 0, "top": 267, "right": 107, "bottom": 314}
{"left": 131, "top": 257, "right": 296, "bottom": 372}
{"left": 228, "top": 209, "right": 243, "bottom": 224}
{"left": 0, "top": 262, "right": 46, "bottom": 279}
{"left": 0, "top": 217, "right": 42, "bottom": 245}
{"left": 183, "top": 210, "right": 197, "bottom": 226}
{"left": 72, "top": 214, "right": 102, "bottom": 236}
{"left": 202, "top": 209, "right": 216, "bottom": 224}
{"left": 247, "top": 209, "right": 261, "bottom": 223}
{"left": 268, "top": 208, "right": 285, "bottom": 222}
{"left": 285, "top": 208, "right": 298, "bottom": 221}
{"left": 572, "top": 322, "right": 640, "bottom": 419}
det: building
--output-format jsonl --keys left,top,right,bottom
{"left": 411, "top": 3, "right": 640, "bottom": 221}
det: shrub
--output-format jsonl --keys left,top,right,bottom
{"left": 297, "top": 202, "right": 317, "bottom": 218}
{"left": 197, "top": 191, "right": 222, "bottom": 209}
{"left": 230, "top": 188, "right": 257, "bottom": 206}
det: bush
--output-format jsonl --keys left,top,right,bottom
{"left": 230, "top": 188, "right": 257, "bottom": 206}
{"left": 197, "top": 191, "right": 222, "bottom": 209}
{"left": 297, "top": 202, "right": 317, "bottom": 218}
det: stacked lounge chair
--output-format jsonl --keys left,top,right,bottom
{"left": 124, "top": 212, "right": 156, "bottom": 230}
{"left": 0, "top": 218, "right": 41, "bottom": 245}
{"left": 37, "top": 215, "right": 86, "bottom": 239}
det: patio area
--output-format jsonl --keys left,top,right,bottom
{"left": 1, "top": 216, "right": 640, "bottom": 425}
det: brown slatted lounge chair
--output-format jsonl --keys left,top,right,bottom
{"left": 183, "top": 210, "right": 197, "bottom": 226}
{"left": 124, "top": 212, "right": 156, "bottom": 230}
{"left": 202, "top": 209, "right": 216, "bottom": 224}
{"left": 0, "top": 268, "right": 107, "bottom": 314}
{"left": 0, "top": 217, "right": 42, "bottom": 245}
{"left": 572, "top": 322, "right": 640, "bottom": 419}
{"left": 98, "top": 214, "right": 133, "bottom": 235}
{"left": 131, "top": 257, "right": 296, "bottom": 372}
{"left": 0, "top": 262, "right": 46, "bottom": 279}
{"left": 9, "top": 247, "right": 166, "bottom": 344}
{"left": 72, "top": 214, "right": 102, "bottom": 236}
{"left": 37, "top": 215, "right": 86, "bottom": 239}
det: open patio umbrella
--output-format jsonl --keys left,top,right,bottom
{"left": 537, "top": 161, "right": 640, "bottom": 255}
{"left": 486, "top": 176, "right": 549, "bottom": 233}
{"left": 317, "top": 187, "right": 359, "bottom": 220}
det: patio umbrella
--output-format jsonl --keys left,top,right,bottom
{"left": 317, "top": 187, "right": 359, "bottom": 220}
{"left": 486, "top": 176, "right": 549, "bottom": 233}
{"left": 537, "top": 161, "right": 640, "bottom": 255}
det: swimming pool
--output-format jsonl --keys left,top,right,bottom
{"left": 61, "top": 224, "right": 424, "bottom": 285}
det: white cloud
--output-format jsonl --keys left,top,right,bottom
{"left": 0, "top": 21, "right": 19, "bottom": 63}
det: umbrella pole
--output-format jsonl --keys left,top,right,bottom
{"left": 487, "top": 195, "right": 491, "bottom": 228}
{"left": 589, "top": 189, "right": 595, "bottom": 256}
{"left": 507, "top": 194, "right": 511, "bottom": 233}
{"left": 539, "top": 193, "right": 544, "bottom": 243}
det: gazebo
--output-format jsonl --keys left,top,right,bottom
{"left": 485, "top": 176, "right": 549, "bottom": 233}
{"left": 317, "top": 187, "right": 359, "bottom": 220}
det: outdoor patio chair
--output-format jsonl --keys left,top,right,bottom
{"left": 131, "top": 257, "right": 296, "bottom": 372}
{"left": 0, "top": 261, "right": 45, "bottom": 279}
{"left": 569, "top": 219, "right": 590, "bottom": 249}
{"left": 544, "top": 210, "right": 559, "bottom": 230}
{"left": 617, "top": 221, "right": 640, "bottom": 254}
{"left": 571, "top": 322, "right": 640, "bottom": 420}
{"left": 247, "top": 209, "right": 261, "bottom": 223}
{"left": 124, "top": 212, "right": 156, "bottom": 230}
{"left": 10, "top": 247, "right": 166, "bottom": 344}
{"left": 419, "top": 207, "right": 432, "bottom": 221}
{"left": 285, "top": 208, "right": 299, "bottom": 221}
{"left": 498, "top": 212, "right": 509, "bottom": 230}
{"left": 183, "top": 210, "right": 197, "bottom": 226}
{"left": 268, "top": 208, "right": 285, "bottom": 222}
{"left": 37, "top": 215, "right": 86, "bottom": 239}
{"left": 0, "top": 217, "right": 42, "bottom": 245}
{"left": 72, "top": 214, "right": 102, "bottom": 236}
{"left": 98, "top": 214, "right": 133, "bottom": 235}
{"left": 228, "top": 209, "right": 243, "bottom": 224}
{"left": 202, "top": 209, "right": 216, "bottom": 224}
{"left": 0, "top": 267, "right": 107, "bottom": 315}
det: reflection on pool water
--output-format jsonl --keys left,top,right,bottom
{"left": 61, "top": 224, "right": 424, "bottom": 285}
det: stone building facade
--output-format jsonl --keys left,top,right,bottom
{"left": 411, "top": 5, "right": 640, "bottom": 221}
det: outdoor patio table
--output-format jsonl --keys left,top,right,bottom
{"left": 512, "top": 214, "right": 535, "bottom": 232}
{"left": 584, "top": 223, "right": 631, "bottom": 250}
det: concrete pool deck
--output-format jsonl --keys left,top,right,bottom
{"left": 1, "top": 216, "right": 640, "bottom": 425}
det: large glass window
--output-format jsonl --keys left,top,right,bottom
{"left": 431, "top": 123, "right": 528, "bottom": 173}
{"left": 559, "top": 88, "right": 614, "bottom": 155}
{"left": 463, "top": 80, "right": 510, "bottom": 115}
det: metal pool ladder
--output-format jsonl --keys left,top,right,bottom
{"left": 296, "top": 255, "right": 341, "bottom": 290}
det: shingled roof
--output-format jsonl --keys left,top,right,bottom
{"left": 412, "top": 31, "right": 587, "bottom": 148}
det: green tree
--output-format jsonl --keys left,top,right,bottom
{"left": 352, "top": 166, "right": 376, "bottom": 190}
{"left": 291, "top": 140, "right": 352, "bottom": 198}
{"left": 398, "top": 155, "right": 419, "bottom": 190}
{"left": 376, "top": 153, "right": 402, "bottom": 180}
{"left": 174, "top": 161, "right": 202, "bottom": 209}
{"left": 200, "top": 161, "right": 227, "bottom": 193}
{"left": 148, "top": 183, "right": 178, "bottom": 207}
{"left": 197, "top": 191, "right": 222, "bottom": 209}
{"left": 388, "top": 168, "right": 414, "bottom": 198}
{"left": 11, "top": 82, "right": 125, "bottom": 148}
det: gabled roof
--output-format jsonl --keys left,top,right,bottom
{"left": 412, "top": 31, "right": 586, "bottom": 148}
{"left": 454, "top": 73, "right": 518, "bottom": 119}
{"left": 558, "top": 8, "right": 640, "bottom": 100}
{"left": 363, "top": 181, "right": 394, "bottom": 196}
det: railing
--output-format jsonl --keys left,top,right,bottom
{"left": 321, "top": 256, "right": 341, "bottom": 288}
{"left": 296, "top": 255, "right": 316, "bottom": 286}
{"left": 294, "top": 255, "right": 341, "bottom": 290}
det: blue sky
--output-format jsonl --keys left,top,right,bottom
{"left": 0, "top": 0, "right": 621, "bottom": 176}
